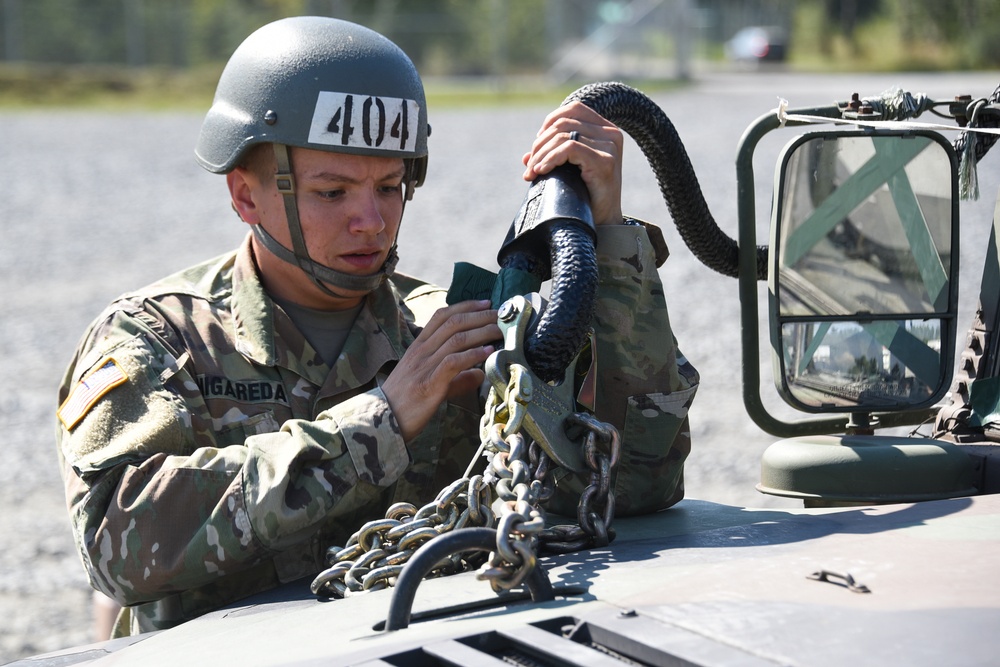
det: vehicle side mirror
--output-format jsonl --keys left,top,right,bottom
{"left": 769, "top": 131, "right": 959, "bottom": 415}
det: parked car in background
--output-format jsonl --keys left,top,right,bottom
{"left": 725, "top": 26, "right": 788, "bottom": 63}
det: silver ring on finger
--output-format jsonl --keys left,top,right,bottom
{"left": 569, "top": 130, "right": 580, "bottom": 142}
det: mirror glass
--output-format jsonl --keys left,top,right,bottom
{"left": 779, "top": 319, "right": 940, "bottom": 409}
{"left": 772, "top": 132, "right": 956, "bottom": 412}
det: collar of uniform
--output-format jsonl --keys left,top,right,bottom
{"left": 231, "top": 233, "right": 416, "bottom": 389}
{"left": 319, "top": 278, "right": 415, "bottom": 396}
{"left": 230, "top": 233, "right": 282, "bottom": 367}
{"left": 230, "top": 235, "right": 333, "bottom": 387}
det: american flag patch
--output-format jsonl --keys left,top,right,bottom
{"left": 58, "top": 358, "right": 128, "bottom": 430}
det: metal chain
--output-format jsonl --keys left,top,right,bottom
{"left": 476, "top": 364, "right": 547, "bottom": 591}
{"left": 310, "top": 361, "right": 620, "bottom": 598}
{"left": 539, "top": 412, "right": 621, "bottom": 555}
{"left": 310, "top": 476, "right": 495, "bottom": 597}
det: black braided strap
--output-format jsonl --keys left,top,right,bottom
{"left": 525, "top": 223, "right": 598, "bottom": 382}
{"left": 565, "top": 81, "right": 767, "bottom": 280}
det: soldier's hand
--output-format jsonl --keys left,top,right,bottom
{"left": 521, "top": 101, "right": 624, "bottom": 227}
{"left": 381, "top": 300, "right": 499, "bottom": 443}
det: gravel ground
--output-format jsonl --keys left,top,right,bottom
{"left": 2, "top": 70, "right": 998, "bottom": 662}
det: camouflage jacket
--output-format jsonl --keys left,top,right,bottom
{"left": 56, "top": 223, "right": 698, "bottom": 635}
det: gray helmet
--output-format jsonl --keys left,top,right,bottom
{"left": 196, "top": 16, "right": 430, "bottom": 298}
{"left": 196, "top": 15, "right": 428, "bottom": 187}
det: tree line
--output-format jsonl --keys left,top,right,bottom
{"left": 0, "top": 0, "right": 579, "bottom": 76}
{"left": 0, "top": 0, "right": 997, "bottom": 75}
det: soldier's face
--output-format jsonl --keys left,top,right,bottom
{"left": 239, "top": 147, "right": 405, "bottom": 309}
{"left": 283, "top": 147, "right": 405, "bottom": 275}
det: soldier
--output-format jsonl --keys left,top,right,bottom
{"left": 56, "top": 16, "right": 698, "bottom": 637}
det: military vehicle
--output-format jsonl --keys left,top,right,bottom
{"left": 15, "top": 79, "right": 1000, "bottom": 667}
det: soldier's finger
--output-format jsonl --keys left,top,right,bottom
{"left": 417, "top": 302, "right": 499, "bottom": 350}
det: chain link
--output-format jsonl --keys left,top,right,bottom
{"left": 310, "top": 360, "right": 620, "bottom": 598}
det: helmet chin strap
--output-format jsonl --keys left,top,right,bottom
{"left": 250, "top": 224, "right": 398, "bottom": 295}
{"left": 268, "top": 144, "right": 399, "bottom": 299}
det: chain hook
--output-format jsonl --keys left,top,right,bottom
{"left": 485, "top": 294, "right": 586, "bottom": 472}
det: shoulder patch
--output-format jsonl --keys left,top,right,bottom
{"left": 58, "top": 358, "right": 128, "bottom": 430}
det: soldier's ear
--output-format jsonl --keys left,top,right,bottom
{"left": 227, "top": 168, "right": 261, "bottom": 225}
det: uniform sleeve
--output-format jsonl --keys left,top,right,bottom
{"left": 548, "top": 221, "right": 700, "bottom": 517}
{"left": 56, "top": 309, "right": 409, "bottom": 607}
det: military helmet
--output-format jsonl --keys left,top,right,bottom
{"left": 195, "top": 16, "right": 429, "bottom": 188}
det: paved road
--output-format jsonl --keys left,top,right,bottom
{"left": 2, "top": 69, "right": 998, "bottom": 660}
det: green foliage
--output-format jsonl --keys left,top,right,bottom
{"left": 0, "top": 0, "right": 558, "bottom": 74}
{"left": 0, "top": 0, "right": 604, "bottom": 108}
{"left": 792, "top": 0, "right": 1000, "bottom": 70}
{"left": 0, "top": 0, "right": 995, "bottom": 110}
{"left": 437, "top": 0, "right": 549, "bottom": 75}
{"left": 0, "top": 62, "right": 222, "bottom": 109}
{"left": 894, "top": 0, "right": 1000, "bottom": 68}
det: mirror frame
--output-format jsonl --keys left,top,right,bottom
{"left": 735, "top": 111, "right": 960, "bottom": 436}
{"left": 769, "top": 129, "right": 959, "bottom": 414}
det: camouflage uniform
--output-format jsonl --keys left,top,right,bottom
{"left": 56, "top": 222, "right": 698, "bottom": 635}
